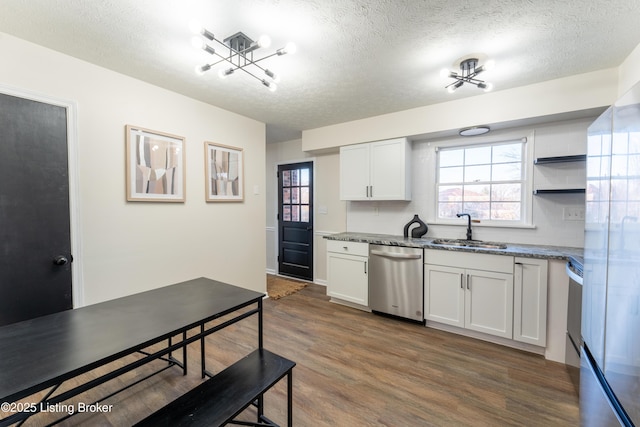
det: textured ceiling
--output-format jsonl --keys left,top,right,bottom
{"left": 1, "top": 0, "right": 640, "bottom": 143}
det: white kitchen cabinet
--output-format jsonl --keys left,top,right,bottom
{"left": 424, "top": 249, "right": 514, "bottom": 339}
{"left": 424, "top": 264, "right": 465, "bottom": 328}
{"left": 513, "top": 257, "right": 548, "bottom": 346}
{"left": 465, "top": 269, "right": 514, "bottom": 338}
{"left": 340, "top": 138, "right": 411, "bottom": 201}
{"left": 326, "top": 240, "right": 368, "bottom": 307}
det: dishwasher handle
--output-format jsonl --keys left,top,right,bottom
{"left": 370, "top": 249, "right": 422, "bottom": 260}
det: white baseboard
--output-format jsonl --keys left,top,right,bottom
{"left": 265, "top": 269, "right": 327, "bottom": 287}
{"left": 425, "top": 321, "right": 545, "bottom": 357}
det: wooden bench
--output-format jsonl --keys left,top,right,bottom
{"left": 134, "top": 349, "right": 295, "bottom": 427}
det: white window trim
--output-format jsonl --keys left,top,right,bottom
{"left": 428, "top": 131, "right": 535, "bottom": 229}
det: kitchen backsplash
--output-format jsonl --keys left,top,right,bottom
{"left": 346, "top": 117, "right": 594, "bottom": 248}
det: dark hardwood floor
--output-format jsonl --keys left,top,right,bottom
{"left": 4, "top": 283, "right": 579, "bottom": 426}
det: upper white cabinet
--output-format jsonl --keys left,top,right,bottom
{"left": 340, "top": 138, "right": 411, "bottom": 201}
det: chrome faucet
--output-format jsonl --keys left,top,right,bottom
{"left": 456, "top": 213, "right": 473, "bottom": 240}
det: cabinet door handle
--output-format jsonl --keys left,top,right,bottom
{"left": 370, "top": 185, "right": 373, "bottom": 198}
{"left": 366, "top": 186, "right": 369, "bottom": 197}
{"left": 364, "top": 261, "right": 367, "bottom": 274}
{"left": 460, "top": 273, "right": 464, "bottom": 289}
{"left": 467, "top": 274, "right": 470, "bottom": 290}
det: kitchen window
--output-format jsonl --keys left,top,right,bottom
{"left": 436, "top": 139, "right": 527, "bottom": 224}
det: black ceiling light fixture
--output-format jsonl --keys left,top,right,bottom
{"left": 441, "top": 57, "right": 495, "bottom": 93}
{"left": 459, "top": 125, "right": 491, "bottom": 136}
{"left": 189, "top": 21, "right": 297, "bottom": 92}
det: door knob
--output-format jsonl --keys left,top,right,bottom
{"left": 53, "top": 255, "right": 69, "bottom": 266}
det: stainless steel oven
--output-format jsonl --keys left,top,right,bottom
{"left": 566, "top": 256, "right": 583, "bottom": 394}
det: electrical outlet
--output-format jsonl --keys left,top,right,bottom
{"left": 563, "top": 207, "right": 585, "bottom": 221}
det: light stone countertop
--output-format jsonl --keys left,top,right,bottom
{"left": 324, "top": 232, "right": 583, "bottom": 262}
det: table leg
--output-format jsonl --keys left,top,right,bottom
{"left": 258, "top": 298, "right": 263, "bottom": 349}
{"left": 200, "top": 323, "right": 206, "bottom": 379}
{"left": 182, "top": 331, "right": 187, "bottom": 375}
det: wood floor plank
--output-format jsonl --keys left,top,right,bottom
{"left": 2, "top": 283, "right": 579, "bottom": 426}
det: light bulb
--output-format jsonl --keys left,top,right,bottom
{"left": 189, "top": 20, "right": 214, "bottom": 40}
{"left": 257, "top": 35, "right": 272, "bottom": 48}
{"left": 278, "top": 42, "right": 297, "bottom": 55}
{"left": 440, "top": 68, "right": 454, "bottom": 79}
{"left": 483, "top": 82, "right": 494, "bottom": 92}
{"left": 284, "top": 42, "right": 297, "bottom": 54}
{"left": 188, "top": 20, "right": 203, "bottom": 35}
{"left": 484, "top": 59, "right": 495, "bottom": 71}
{"left": 191, "top": 36, "right": 205, "bottom": 50}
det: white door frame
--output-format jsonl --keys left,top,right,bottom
{"left": 273, "top": 157, "right": 316, "bottom": 280}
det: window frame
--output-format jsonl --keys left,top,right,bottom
{"left": 432, "top": 136, "right": 534, "bottom": 228}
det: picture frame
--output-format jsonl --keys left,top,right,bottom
{"left": 125, "top": 125, "right": 186, "bottom": 202}
{"left": 204, "top": 141, "right": 244, "bottom": 202}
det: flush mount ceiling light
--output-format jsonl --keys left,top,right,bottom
{"left": 440, "top": 58, "right": 495, "bottom": 94}
{"left": 459, "top": 125, "right": 491, "bottom": 136}
{"left": 189, "top": 21, "right": 297, "bottom": 92}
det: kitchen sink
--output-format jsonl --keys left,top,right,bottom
{"left": 431, "top": 239, "right": 507, "bottom": 250}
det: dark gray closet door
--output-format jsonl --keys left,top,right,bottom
{"left": 0, "top": 92, "right": 73, "bottom": 326}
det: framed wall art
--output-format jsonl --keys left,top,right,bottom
{"left": 125, "top": 125, "right": 186, "bottom": 202}
{"left": 204, "top": 141, "right": 244, "bottom": 202}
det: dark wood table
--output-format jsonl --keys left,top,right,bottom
{"left": 0, "top": 277, "right": 264, "bottom": 426}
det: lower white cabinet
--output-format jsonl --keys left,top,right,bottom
{"left": 326, "top": 240, "right": 368, "bottom": 306}
{"left": 425, "top": 264, "right": 514, "bottom": 339}
{"left": 424, "top": 249, "right": 514, "bottom": 339}
{"left": 514, "top": 257, "right": 548, "bottom": 346}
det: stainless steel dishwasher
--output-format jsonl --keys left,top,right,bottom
{"left": 368, "top": 244, "right": 424, "bottom": 322}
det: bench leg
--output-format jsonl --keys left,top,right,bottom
{"left": 287, "top": 370, "right": 293, "bottom": 427}
{"left": 257, "top": 394, "right": 264, "bottom": 423}
{"left": 252, "top": 370, "right": 292, "bottom": 427}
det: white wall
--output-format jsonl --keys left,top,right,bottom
{"left": 265, "top": 139, "right": 345, "bottom": 283}
{"left": 618, "top": 42, "right": 640, "bottom": 96}
{"left": 346, "top": 117, "right": 594, "bottom": 247}
{"left": 0, "top": 33, "right": 267, "bottom": 305}
{"left": 302, "top": 69, "right": 617, "bottom": 151}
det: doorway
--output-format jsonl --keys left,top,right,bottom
{"left": 277, "top": 161, "right": 314, "bottom": 281}
{"left": 0, "top": 89, "right": 79, "bottom": 326}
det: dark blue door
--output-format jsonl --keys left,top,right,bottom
{"left": 277, "top": 162, "right": 313, "bottom": 281}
